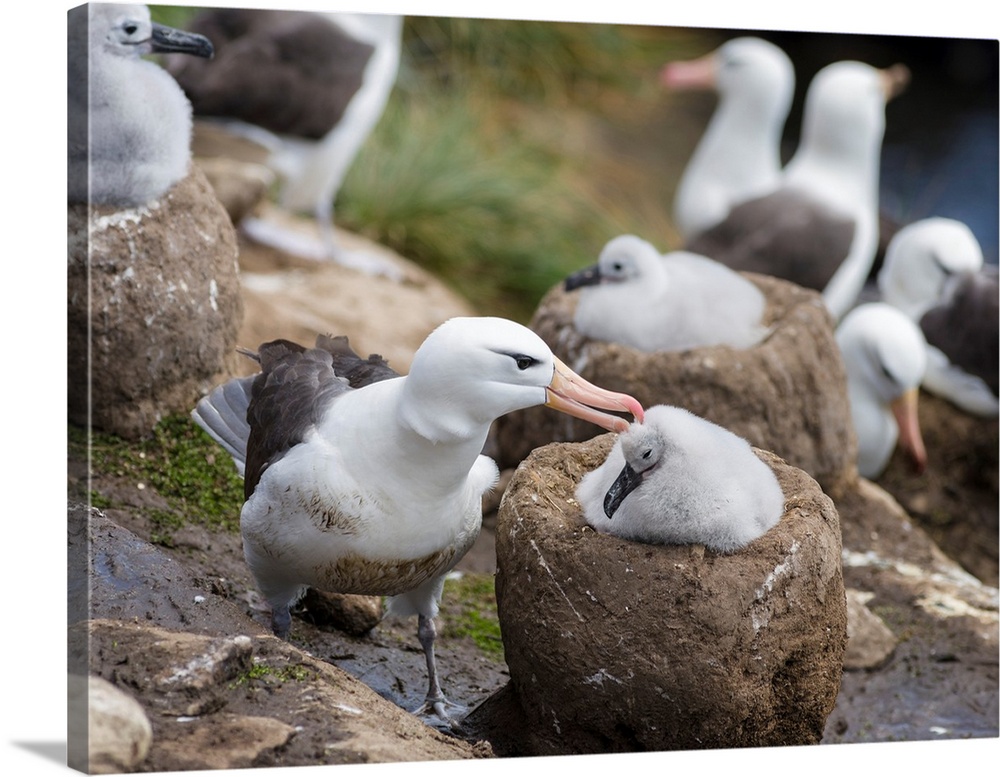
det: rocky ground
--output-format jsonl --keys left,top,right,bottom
{"left": 66, "top": 221, "right": 998, "bottom": 773}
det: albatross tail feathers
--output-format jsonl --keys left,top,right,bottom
{"left": 192, "top": 375, "right": 256, "bottom": 475}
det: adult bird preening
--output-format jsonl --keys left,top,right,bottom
{"left": 193, "top": 317, "right": 644, "bottom": 723}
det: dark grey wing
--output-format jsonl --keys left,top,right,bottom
{"left": 243, "top": 336, "right": 400, "bottom": 498}
{"left": 686, "top": 188, "right": 857, "bottom": 292}
{"left": 169, "top": 9, "right": 374, "bottom": 140}
{"left": 920, "top": 267, "right": 999, "bottom": 395}
{"left": 317, "top": 334, "right": 398, "bottom": 387}
{"left": 168, "top": 9, "right": 375, "bottom": 139}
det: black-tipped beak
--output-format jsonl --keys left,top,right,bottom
{"left": 565, "top": 264, "right": 602, "bottom": 292}
{"left": 603, "top": 462, "right": 642, "bottom": 519}
{"left": 151, "top": 23, "right": 214, "bottom": 59}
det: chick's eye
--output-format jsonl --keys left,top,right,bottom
{"left": 612, "top": 262, "right": 623, "bottom": 272}
{"left": 641, "top": 449, "right": 652, "bottom": 460}
{"left": 124, "top": 23, "right": 138, "bottom": 35}
{"left": 514, "top": 355, "right": 537, "bottom": 371}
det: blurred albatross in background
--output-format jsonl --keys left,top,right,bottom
{"left": 662, "top": 36, "right": 795, "bottom": 241}
{"left": 686, "top": 60, "right": 910, "bottom": 320}
{"left": 170, "top": 8, "right": 403, "bottom": 275}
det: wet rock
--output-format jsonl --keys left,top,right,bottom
{"left": 494, "top": 274, "right": 855, "bottom": 493}
{"left": 67, "top": 164, "right": 243, "bottom": 440}
{"left": 68, "top": 501, "right": 264, "bottom": 636}
{"left": 843, "top": 589, "right": 897, "bottom": 669}
{"left": 67, "top": 674, "right": 153, "bottom": 775}
{"left": 471, "top": 434, "right": 847, "bottom": 755}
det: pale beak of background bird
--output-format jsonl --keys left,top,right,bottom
{"left": 880, "top": 63, "right": 911, "bottom": 101}
{"left": 545, "top": 356, "right": 644, "bottom": 431}
{"left": 603, "top": 461, "right": 643, "bottom": 519}
{"left": 150, "top": 23, "right": 215, "bottom": 59}
{"left": 659, "top": 51, "right": 716, "bottom": 90}
{"left": 891, "top": 387, "right": 927, "bottom": 474}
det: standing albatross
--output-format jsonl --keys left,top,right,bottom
{"left": 168, "top": 8, "right": 403, "bottom": 275}
{"left": 687, "top": 60, "right": 910, "bottom": 320}
{"left": 192, "top": 317, "right": 644, "bottom": 722}
{"left": 68, "top": 3, "right": 214, "bottom": 206}
{"left": 836, "top": 303, "right": 928, "bottom": 479}
{"left": 662, "top": 36, "right": 795, "bottom": 241}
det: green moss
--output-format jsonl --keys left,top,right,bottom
{"left": 230, "top": 661, "right": 313, "bottom": 689}
{"left": 441, "top": 574, "right": 505, "bottom": 660}
{"left": 70, "top": 415, "right": 245, "bottom": 544}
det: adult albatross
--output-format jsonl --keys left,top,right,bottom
{"left": 877, "top": 217, "right": 999, "bottom": 417}
{"left": 169, "top": 8, "right": 403, "bottom": 275}
{"left": 68, "top": 4, "right": 214, "bottom": 206}
{"left": 192, "top": 317, "right": 644, "bottom": 723}
{"left": 836, "top": 303, "right": 928, "bottom": 479}
{"left": 661, "top": 37, "right": 795, "bottom": 241}
{"left": 686, "top": 60, "right": 910, "bottom": 320}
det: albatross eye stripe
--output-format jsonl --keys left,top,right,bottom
{"left": 492, "top": 351, "right": 541, "bottom": 371}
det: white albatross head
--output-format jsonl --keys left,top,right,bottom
{"left": 878, "top": 217, "right": 985, "bottom": 320}
{"left": 793, "top": 60, "right": 909, "bottom": 165}
{"left": 399, "top": 317, "right": 644, "bottom": 442}
{"left": 661, "top": 36, "right": 794, "bottom": 114}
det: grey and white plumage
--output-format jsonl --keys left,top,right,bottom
{"left": 564, "top": 234, "right": 769, "bottom": 352}
{"left": 661, "top": 36, "right": 795, "bottom": 240}
{"left": 68, "top": 4, "right": 214, "bottom": 206}
{"left": 687, "top": 60, "right": 910, "bottom": 320}
{"left": 835, "top": 303, "right": 928, "bottom": 479}
{"left": 169, "top": 9, "right": 403, "bottom": 273}
{"left": 877, "top": 217, "right": 998, "bottom": 417}
{"left": 577, "top": 405, "right": 784, "bottom": 553}
{"left": 193, "top": 317, "right": 643, "bottom": 722}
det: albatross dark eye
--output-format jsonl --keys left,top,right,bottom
{"left": 642, "top": 449, "right": 652, "bottom": 460}
{"left": 124, "top": 22, "right": 138, "bottom": 35}
{"left": 512, "top": 354, "right": 537, "bottom": 371}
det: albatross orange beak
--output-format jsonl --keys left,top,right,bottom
{"left": 545, "top": 356, "right": 644, "bottom": 433}
{"left": 891, "top": 387, "right": 926, "bottom": 474}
